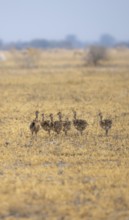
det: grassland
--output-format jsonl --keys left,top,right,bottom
{"left": 0, "top": 48, "right": 129, "bottom": 220}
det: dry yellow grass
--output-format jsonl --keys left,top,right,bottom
{"left": 0, "top": 48, "right": 129, "bottom": 220}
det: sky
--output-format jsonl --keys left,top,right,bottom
{"left": 0, "top": 0, "right": 129, "bottom": 42}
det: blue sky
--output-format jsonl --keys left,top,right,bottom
{"left": 0, "top": 0, "right": 129, "bottom": 42}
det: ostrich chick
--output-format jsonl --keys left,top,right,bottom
{"left": 30, "top": 111, "right": 40, "bottom": 136}
{"left": 63, "top": 117, "right": 71, "bottom": 135}
{"left": 41, "top": 113, "right": 52, "bottom": 136}
{"left": 73, "top": 110, "right": 88, "bottom": 135}
{"left": 98, "top": 112, "right": 112, "bottom": 136}
{"left": 53, "top": 112, "right": 63, "bottom": 134}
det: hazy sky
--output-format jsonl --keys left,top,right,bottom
{"left": 0, "top": 0, "right": 129, "bottom": 42}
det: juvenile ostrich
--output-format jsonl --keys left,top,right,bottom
{"left": 98, "top": 112, "right": 112, "bottom": 136}
{"left": 30, "top": 111, "right": 40, "bottom": 136}
{"left": 63, "top": 117, "right": 71, "bottom": 135}
{"left": 53, "top": 112, "right": 63, "bottom": 135}
{"left": 41, "top": 113, "right": 52, "bottom": 136}
{"left": 73, "top": 110, "right": 88, "bottom": 135}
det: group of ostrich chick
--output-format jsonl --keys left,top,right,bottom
{"left": 30, "top": 110, "right": 112, "bottom": 137}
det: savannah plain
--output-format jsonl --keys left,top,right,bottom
{"left": 0, "top": 48, "right": 129, "bottom": 220}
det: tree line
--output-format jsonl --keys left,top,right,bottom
{"left": 0, "top": 34, "right": 129, "bottom": 50}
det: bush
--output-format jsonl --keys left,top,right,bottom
{"left": 86, "top": 46, "right": 107, "bottom": 66}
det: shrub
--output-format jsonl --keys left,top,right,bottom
{"left": 86, "top": 46, "right": 107, "bottom": 66}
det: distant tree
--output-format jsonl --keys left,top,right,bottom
{"left": 99, "top": 34, "right": 116, "bottom": 47}
{"left": 86, "top": 45, "right": 108, "bottom": 66}
{"left": 65, "top": 35, "right": 81, "bottom": 48}
{"left": 65, "top": 35, "right": 77, "bottom": 42}
{"left": 115, "top": 41, "right": 129, "bottom": 48}
{"left": 0, "top": 39, "right": 3, "bottom": 49}
{"left": 29, "top": 39, "right": 49, "bottom": 48}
